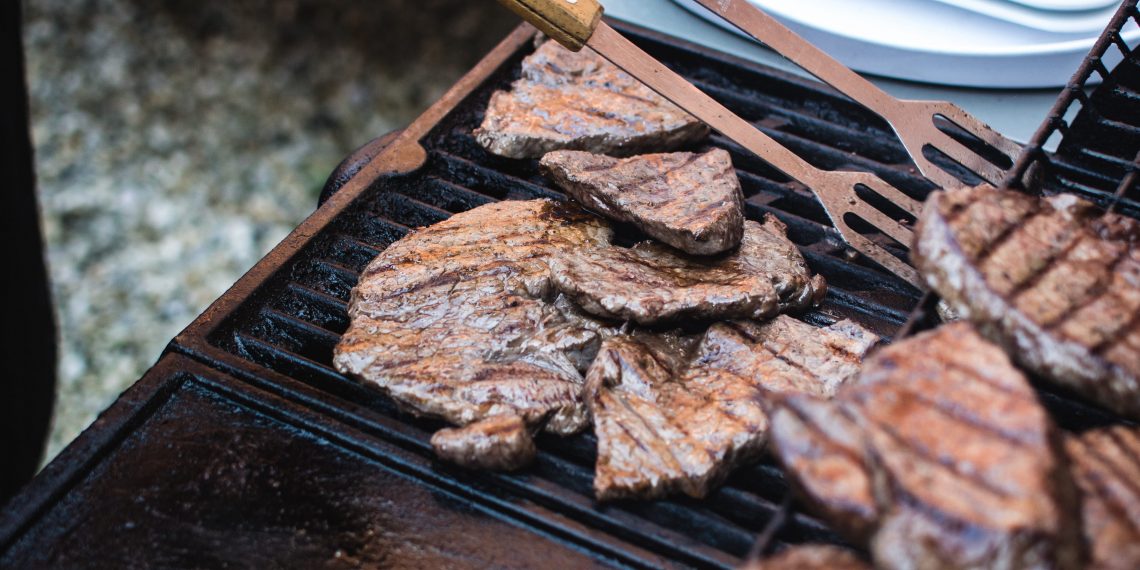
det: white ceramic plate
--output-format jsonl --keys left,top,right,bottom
{"left": 672, "top": 0, "right": 1140, "bottom": 88}
{"left": 931, "top": 0, "right": 1121, "bottom": 33}
{"left": 1004, "top": 0, "right": 1119, "bottom": 11}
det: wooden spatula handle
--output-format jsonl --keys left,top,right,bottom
{"left": 496, "top": 0, "right": 603, "bottom": 51}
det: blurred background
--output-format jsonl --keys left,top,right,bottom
{"left": 23, "top": 0, "right": 513, "bottom": 462}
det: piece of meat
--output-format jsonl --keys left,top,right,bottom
{"left": 702, "top": 317, "right": 880, "bottom": 399}
{"left": 589, "top": 316, "right": 877, "bottom": 501}
{"left": 333, "top": 199, "right": 617, "bottom": 436}
{"left": 474, "top": 40, "right": 708, "bottom": 158}
{"left": 1065, "top": 426, "right": 1140, "bottom": 570}
{"left": 550, "top": 214, "right": 826, "bottom": 325}
{"left": 587, "top": 332, "right": 713, "bottom": 500}
{"left": 913, "top": 185, "right": 1140, "bottom": 419}
{"left": 539, "top": 149, "right": 744, "bottom": 255}
{"left": 739, "top": 545, "right": 870, "bottom": 570}
{"left": 852, "top": 323, "right": 1083, "bottom": 570}
{"left": 431, "top": 415, "right": 537, "bottom": 471}
{"left": 768, "top": 394, "right": 878, "bottom": 544}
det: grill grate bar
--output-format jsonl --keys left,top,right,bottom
{"left": 233, "top": 332, "right": 353, "bottom": 392}
{"left": 262, "top": 308, "right": 341, "bottom": 349}
{"left": 283, "top": 282, "right": 348, "bottom": 314}
{"left": 413, "top": 176, "right": 501, "bottom": 211}
{"left": 738, "top": 171, "right": 829, "bottom": 222}
{"left": 687, "top": 80, "right": 910, "bottom": 167}
{"left": 348, "top": 213, "right": 412, "bottom": 244}
{"left": 331, "top": 233, "right": 382, "bottom": 258}
{"left": 431, "top": 149, "right": 565, "bottom": 201}
{"left": 368, "top": 192, "right": 453, "bottom": 228}
{"left": 707, "top": 132, "right": 933, "bottom": 199}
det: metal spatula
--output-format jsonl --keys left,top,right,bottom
{"left": 689, "top": 0, "right": 1023, "bottom": 191}
{"left": 496, "top": 0, "right": 924, "bottom": 286}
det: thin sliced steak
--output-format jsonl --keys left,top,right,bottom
{"left": 431, "top": 415, "right": 537, "bottom": 471}
{"left": 1065, "top": 426, "right": 1140, "bottom": 570}
{"left": 740, "top": 545, "right": 870, "bottom": 570}
{"left": 474, "top": 40, "right": 708, "bottom": 158}
{"left": 333, "top": 200, "right": 616, "bottom": 436}
{"left": 540, "top": 149, "right": 744, "bottom": 255}
{"left": 551, "top": 214, "right": 826, "bottom": 325}
{"left": 589, "top": 316, "right": 876, "bottom": 501}
{"left": 853, "top": 323, "right": 1083, "bottom": 570}
{"left": 913, "top": 186, "right": 1140, "bottom": 419}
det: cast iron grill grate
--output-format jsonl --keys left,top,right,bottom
{"left": 171, "top": 21, "right": 1131, "bottom": 569}
{"left": 1007, "top": 0, "right": 1140, "bottom": 217}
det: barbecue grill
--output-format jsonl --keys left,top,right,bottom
{"left": 3, "top": 9, "right": 1137, "bottom": 568}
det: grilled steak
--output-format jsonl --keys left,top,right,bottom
{"left": 589, "top": 316, "right": 876, "bottom": 501}
{"left": 431, "top": 415, "right": 537, "bottom": 471}
{"left": 853, "top": 323, "right": 1083, "bottom": 570}
{"left": 740, "top": 545, "right": 870, "bottom": 570}
{"left": 474, "top": 39, "right": 708, "bottom": 158}
{"left": 551, "top": 214, "right": 826, "bottom": 325}
{"left": 1065, "top": 426, "right": 1140, "bottom": 570}
{"left": 540, "top": 149, "right": 744, "bottom": 255}
{"left": 333, "top": 200, "right": 616, "bottom": 436}
{"left": 768, "top": 394, "right": 878, "bottom": 544}
{"left": 913, "top": 185, "right": 1140, "bottom": 419}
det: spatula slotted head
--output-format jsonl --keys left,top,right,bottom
{"left": 895, "top": 100, "right": 1022, "bottom": 190}
{"left": 809, "top": 170, "right": 925, "bottom": 287}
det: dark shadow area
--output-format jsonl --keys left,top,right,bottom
{"left": 3, "top": 0, "right": 57, "bottom": 504}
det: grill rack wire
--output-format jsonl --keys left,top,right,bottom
{"left": 1004, "top": 0, "right": 1140, "bottom": 217}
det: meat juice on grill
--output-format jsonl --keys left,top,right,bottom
{"left": 474, "top": 40, "right": 709, "bottom": 159}
{"left": 540, "top": 148, "right": 744, "bottom": 255}
{"left": 589, "top": 316, "right": 877, "bottom": 501}
{"left": 914, "top": 185, "right": 1140, "bottom": 419}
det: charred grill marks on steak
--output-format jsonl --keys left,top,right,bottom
{"left": 853, "top": 323, "right": 1082, "bottom": 570}
{"left": 1066, "top": 426, "right": 1140, "bottom": 570}
{"left": 590, "top": 316, "right": 876, "bottom": 501}
{"left": 708, "top": 318, "right": 878, "bottom": 399}
{"left": 768, "top": 394, "right": 878, "bottom": 544}
{"left": 333, "top": 200, "right": 616, "bottom": 439}
{"left": 539, "top": 149, "right": 745, "bottom": 255}
{"left": 550, "top": 214, "right": 826, "bottom": 325}
{"left": 914, "top": 186, "right": 1140, "bottom": 419}
{"left": 474, "top": 40, "right": 708, "bottom": 158}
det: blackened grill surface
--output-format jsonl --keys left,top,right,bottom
{"left": 161, "top": 22, "right": 1131, "bottom": 569}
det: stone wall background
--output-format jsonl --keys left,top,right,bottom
{"left": 23, "top": 0, "right": 512, "bottom": 461}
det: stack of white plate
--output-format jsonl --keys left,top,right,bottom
{"left": 673, "top": 0, "right": 1140, "bottom": 88}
